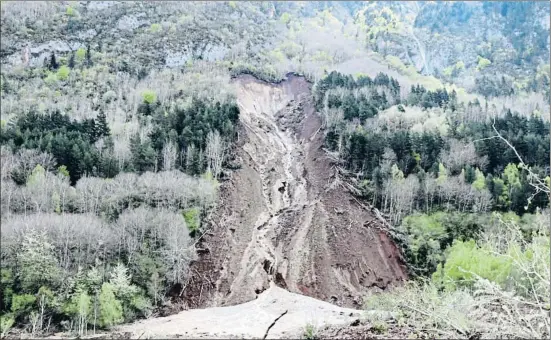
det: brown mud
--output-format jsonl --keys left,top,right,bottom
{"left": 181, "top": 74, "right": 407, "bottom": 310}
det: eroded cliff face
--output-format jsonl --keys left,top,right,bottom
{"left": 183, "top": 74, "right": 407, "bottom": 309}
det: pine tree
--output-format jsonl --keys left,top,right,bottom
{"left": 68, "top": 52, "right": 76, "bottom": 69}
{"left": 48, "top": 52, "right": 58, "bottom": 71}
{"left": 85, "top": 44, "right": 93, "bottom": 68}
{"left": 98, "top": 283, "right": 123, "bottom": 328}
{"left": 96, "top": 111, "right": 110, "bottom": 138}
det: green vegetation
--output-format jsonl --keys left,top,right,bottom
{"left": 365, "top": 212, "right": 549, "bottom": 339}
{"left": 56, "top": 65, "right": 70, "bottom": 80}
{"left": 303, "top": 323, "right": 318, "bottom": 340}
{"left": 476, "top": 56, "right": 492, "bottom": 71}
{"left": 141, "top": 90, "right": 156, "bottom": 104}
{"left": 149, "top": 23, "right": 161, "bottom": 33}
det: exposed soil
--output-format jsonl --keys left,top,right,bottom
{"left": 112, "top": 283, "right": 368, "bottom": 339}
{"left": 110, "top": 74, "right": 408, "bottom": 338}
{"left": 182, "top": 74, "right": 407, "bottom": 310}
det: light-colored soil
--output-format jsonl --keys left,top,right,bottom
{"left": 114, "top": 283, "right": 368, "bottom": 339}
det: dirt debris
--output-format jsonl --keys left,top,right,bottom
{"left": 113, "top": 283, "right": 364, "bottom": 339}
{"left": 182, "top": 74, "right": 407, "bottom": 310}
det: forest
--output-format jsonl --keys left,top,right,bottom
{"left": 315, "top": 70, "right": 549, "bottom": 275}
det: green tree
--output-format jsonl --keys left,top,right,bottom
{"left": 85, "top": 261, "right": 104, "bottom": 332}
{"left": 68, "top": 52, "right": 76, "bottom": 68}
{"left": 141, "top": 90, "right": 157, "bottom": 104}
{"left": 17, "top": 230, "right": 61, "bottom": 292}
{"left": 10, "top": 294, "right": 36, "bottom": 319}
{"left": 182, "top": 207, "right": 200, "bottom": 235}
{"left": 58, "top": 165, "right": 70, "bottom": 178}
{"left": 57, "top": 65, "right": 70, "bottom": 81}
{"left": 76, "top": 47, "right": 86, "bottom": 61}
{"left": 27, "top": 164, "right": 46, "bottom": 186}
{"left": 85, "top": 45, "right": 93, "bottom": 68}
{"left": 96, "top": 111, "right": 110, "bottom": 138}
{"left": 477, "top": 56, "right": 492, "bottom": 70}
{"left": 149, "top": 23, "right": 161, "bottom": 33}
{"left": 472, "top": 168, "right": 486, "bottom": 190}
{"left": 98, "top": 283, "right": 123, "bottom": 328}
{"left": 64, "top": 288, "right": 92, "bottom": 335}
{"left": 48, "top": 52, "right": 59, "bottom": 71}
{"left": 0, "top": 314, "right": 14, "bottom": 338}
{"left": 432, "top": 239, "right": 512, "bottom": 290}
{"left": 1, "top": 269, "right": 14, "bottom": 311}
{"left": 401, "top": 213, "right": 447, "bottom": 275}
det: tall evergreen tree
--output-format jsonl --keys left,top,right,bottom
{"left": 48, "top": 52, "right": 59, "bottom": 71}
{"left": 68, "top": 52, "right": 76, "bottom": 69}
{"left": 96, "top": 111, "right": 110, "bottom": 138}
{"left": 85, "top": 44, "right": 93, "bottom": 68}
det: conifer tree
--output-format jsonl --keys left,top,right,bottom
{"left": 48, "top": 52, "right": 58, "bottom": 71}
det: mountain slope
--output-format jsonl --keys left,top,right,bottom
{"left": 182, "top": 74, "right": 406, "bottom": 309}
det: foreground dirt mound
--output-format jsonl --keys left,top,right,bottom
{"left": 183, "top": 74, "right": 407, "bottom": 309}
{"left": 115, "top": 283, "right": 367, "bottom": 339}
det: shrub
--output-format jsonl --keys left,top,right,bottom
{"left": 303, "top": 324, "right": 318, "bottom": 340}
{"left": 0, "top": 314, "right": 14, "bottom": 338}
{"left": 182, "top": 207, "right": 200, "bottom": 234}
{"left": 149, "top": 23, "right": 161, "bottom": 33}
{"left": 432, "top": 240, "right": 513, "bottom": 290}
{"left": 141, "top": 90, "right": 156, "bottom": 104}
{"left": 10, "top": 294, "right": 36, "bottom": 318}
{"left": 57, "top": 65, "right": 70, "bottom": 81}
{"left": 477, "top": 56, "right": 491, "bottom": 70}
{"left": 76, "top": 48, "right": 86, "bottom": 61}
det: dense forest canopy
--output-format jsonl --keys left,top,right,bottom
{"left": 0, "top": 1, "right": 549, "bottom": 338}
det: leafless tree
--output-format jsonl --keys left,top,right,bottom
{"left": 162, "top": 139, "right": 178, "bottom": 171}
{"left": 205, "top": 130, "right": 225, "bottom": 179}
{"left": 440, "top": 139, "right": 488, "bottom": 173}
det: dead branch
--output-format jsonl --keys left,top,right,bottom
{"left": 263, "top": 310, "right": 288, "bottom": 339}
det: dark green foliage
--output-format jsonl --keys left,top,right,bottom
{"left": 85, "top": 44, "right": 93, "bottom": 68}
{"left": 451, "top": 110, "right": 549, "bottom": 175}
{"left": 96, "top": 111, "right": 110, "bottom": 137}
{"left": 406, "top": 85, "right": 456, "bottom": 109}
{"left": 475, "top": 76, "right": 514, "bottom": 98}
{"left": 129, "top": 133, "right": 156, "bottom": 173}
{"left": 48, "top": 52, "right": 59, "bottom": 71}
{"left": 147, "top": 98, "right": 239, "bottom": 175}
{"left": 68, "top": 52, "right": 76, "bottom": 69}
{"left": 315, "top": 71, "right": 400, "bottom": 109}
{"left": 0, "top": 111, "right": 115, "bottom": 184}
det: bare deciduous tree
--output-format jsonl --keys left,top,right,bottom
{"left": 162, "top": 139, "right": 178, "bottom": 171}
{"left": 205, "top": 130, "right": 225, "bottom": 179}
{"left": 441, "top": 139, "right": 488, "bottom": 173}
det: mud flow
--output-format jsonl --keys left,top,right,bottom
{"left": 182, "top": 74, "right": 407, "bottom": 309}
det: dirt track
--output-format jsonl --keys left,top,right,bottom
{"left": 181, "top": 74, "right": 407, "bottom": 310}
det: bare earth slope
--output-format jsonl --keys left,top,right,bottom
{"left": 183, "top": 74, "right": 407, "bottom": 310}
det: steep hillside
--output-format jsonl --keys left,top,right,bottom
{"left": 182, "top": 74, "right": 406, "bottom": 309}
{"left": 354, "top": 1, "right": 550, "bottom": 97}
